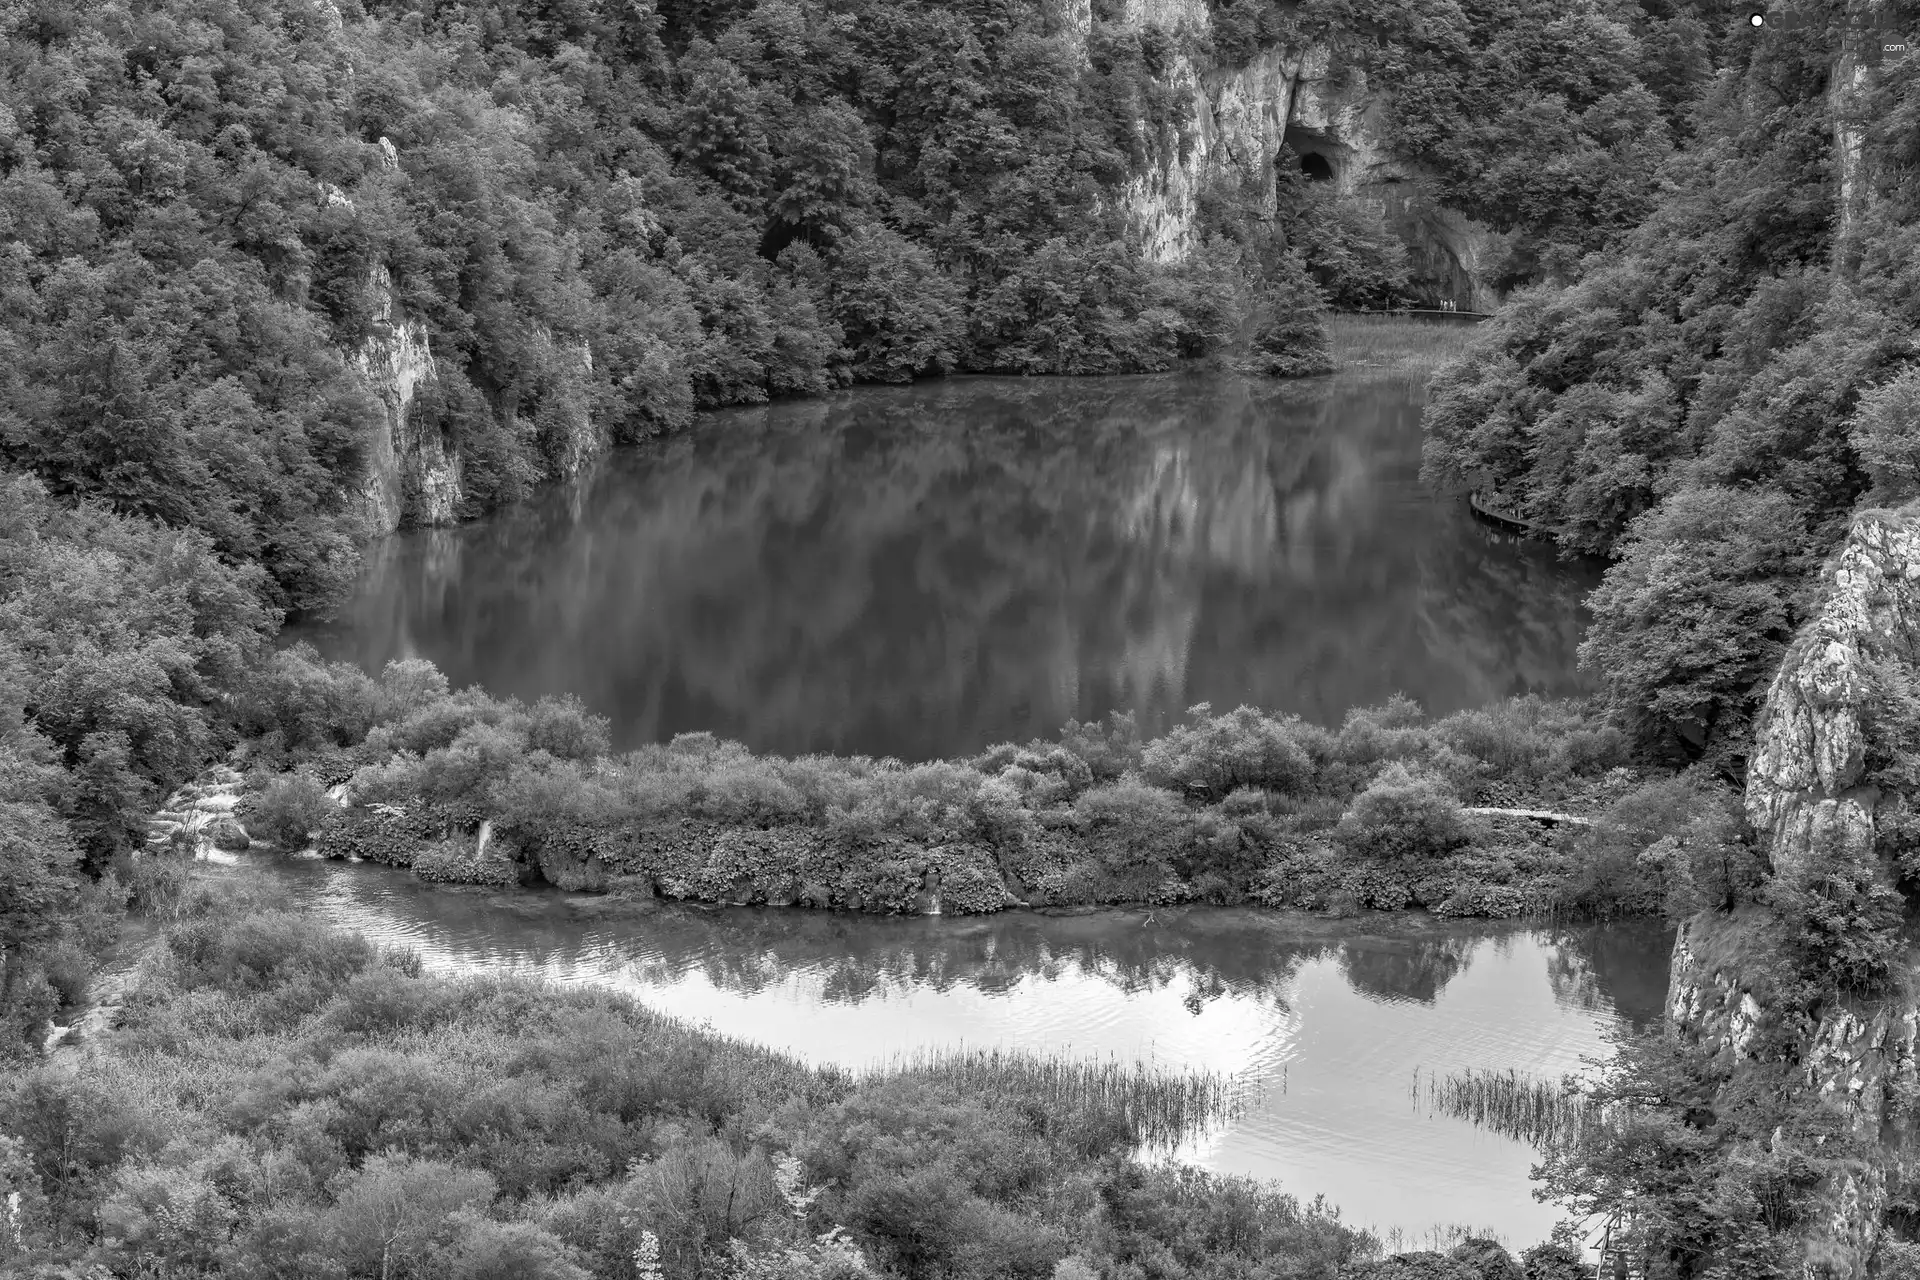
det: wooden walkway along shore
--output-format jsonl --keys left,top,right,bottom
{"left": 1332, "top": 308, "right": 1492, "bottom": 323}
{"left": 1461, "top": 806, "right": 1596, "bottom": 828}
{"left": 1467, "top": 491, "right": 1547, "bottom": 537}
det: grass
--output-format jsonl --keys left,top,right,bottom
{"left": 1418, "top": 1066, "right": 1595, "bottom": 1149}
{"left": 1326, "top": 313, "right": 1481, "bottom": 382}
{"left": 874, "top": 1045, "right": 1246, "bottom": 1153}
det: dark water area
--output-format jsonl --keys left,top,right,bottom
{"left": 292, "top": 372, "right": 1603, "bottom": 759}
{"left": 222, "top": 852, "right": 1671, "bottom": 1248}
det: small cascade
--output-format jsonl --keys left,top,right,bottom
{"left": 475, "top": 818, "right": 493, "bottom": 860}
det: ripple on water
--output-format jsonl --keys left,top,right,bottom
{"left": 215, "top": 854, "right": 1669, "bottom": 1249}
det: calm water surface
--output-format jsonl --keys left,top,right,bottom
{"left": 230, "top": 854, "right": 1670, "bottom": 1249}
{"left": 293, "top": 372, "right": 1602, "bottom": 758}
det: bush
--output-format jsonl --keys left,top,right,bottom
{"left": 1074, "top": 776, "right": 1191, "bottom": 880}
{"left": 1142, "top": 704, "right": 1316, "bottom": 798}
{"left": 1557, "top": 776, "right": 1743, "bottom": 919}
{"left": 1331, "top": 765, "right": 1472, "bottom": 862}
{"left": 414, "top": 835, "right": 521, "bottom": 888}
{"left": 249, "top": 773, "right": 335, "bottom": 848}
{"left": 1056, "top": 711, "right": 1143, "bottom": 783}
{"left": 317, "top": 806, "right": 435, "bottom": 866}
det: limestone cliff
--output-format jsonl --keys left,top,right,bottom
{"left": 337, "top": 139, "right": 601, "bottom": 535}
{"left": 355, "top": 257, "right": 460, "bottom": 534}
{"left": 1104, "top": 1, "right": 1502, "bottom": 309}
{"left": 1667, "top": 509, "right": 1920, "bottom": 1278}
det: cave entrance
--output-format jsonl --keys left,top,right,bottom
{"left": 1300, "top": 152, "right": 1334, "bottom": 182}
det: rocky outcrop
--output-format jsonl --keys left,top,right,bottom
{"left": 1747, "top": 511, "right": 1920, "bottom": 878}
{"left": 336, "top": 139, "right": 602, "bottom": 537}
{"left": 1666, "top": 508, "right": 1920, "bottom": 1278}
{"left": 1102, "top": 4, "right": 1502, "bottom": 309}
{"left": 345, "top": 138, "right": 462, "bottom": 535}
{"left": 356, "top": 259, "right": 459, "bottom": 533}
{"left": 143, "top": 765, "right": 253, "bottom": 859}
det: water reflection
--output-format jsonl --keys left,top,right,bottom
{"left": 223, "top": 855, "right": 1670, "bottom": 1247}
{"left": 292, "top": 373, "right": 1601, "bottom": 759}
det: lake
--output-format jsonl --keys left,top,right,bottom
{"left": 224, "top": 852, "right": 1671, "bottom": 1252}
{"left": 273, "top": 367, "right": 1638, "bottom": 1251}
{"left": 292, "top": 371, "right": 1602, "bottom": 761}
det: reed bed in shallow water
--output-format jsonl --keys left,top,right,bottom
{"left": 1419, "top": 1066, "right": 1594, "bottom": 1149}
{"left": 875, "top": 1046, "right": 1245, "bottom": 1153}
{"left": 1326, "top": 313, "right": 1481, "bottom": 381}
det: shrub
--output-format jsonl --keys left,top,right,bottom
{"left": 1432, "top": 883, "right": 1529, "bottom": 919}
{"left": 1074, "top": 776, "right": 1191, "bottom": 878}
{"left": 414, "top": 835, "right": 521, "bottom": 888}
{"left": 165, "top": 910, "right": 375, "bottom": 994}
{"left": 40, "top": 940, "right": 91, "bottom": 1008}
{"left": 1331, "top": 765, "right": 1471, "bottom": 862}
{"left": 522, "top": 696, "right": 612, "bottom": 762}
{"left": 1769, "top": 831, "right": 1906, "bottom": 992}
{"left": 692, "top": 762, "right": 812, "bottom": 825}
{"left": 249, "top": 773, "right": 335, "bottom": 848}
{"left": 1056, "top": 711, "right": 1144, "bottom": 782}
{"left": 1557, "top": 776, "right": 1740, "bottom": 919}
{"left": 317, "top": 806, "right": 435, "bottom": 866}
{"left": 1141, "top": 704, "right": 1316, "bottom": 798}
{"left": 237, "top": 644, "right": 385, "bottom": 756}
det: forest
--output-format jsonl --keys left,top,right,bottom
{"left": 4, "top": 0, "right": 1919, "bottom": 1271}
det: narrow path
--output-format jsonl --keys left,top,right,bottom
{"left": 1461, "top": 806, "right": 1596, "bottom": 828}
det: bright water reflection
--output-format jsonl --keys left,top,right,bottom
{"left": 291, "top": 373, "right": 1602, "bottom": 760}
{"left": 233, "top": 854, "right": 1671, "bottom": 1249}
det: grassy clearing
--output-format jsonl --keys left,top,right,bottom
{"left": 1419, "top": 1066, "right": 1595, "bottom": 1149}
{"left": 1327, "top": 314, "right": 1481, "bottom": 381}
{"left": 874, "top": 1045, "right": 1245, "bottom": 1153}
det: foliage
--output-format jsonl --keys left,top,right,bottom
{"left": 0, "top": 886, "right": 1379, "bottom": 1278}
{"left": 248, "top": 772, "right": 335, "bottom": 849}
{"left": 1420, "top": 0, "right": 1920, "bottom": 767}
{"left": 1331, "top": 765, "right": 1472, "bottom": 863}
{"left": 1577, "top": 488, "right": 1808, "bottom": 768}
{"left": 241, "top": 665, "right": 1702, "bottom": 922}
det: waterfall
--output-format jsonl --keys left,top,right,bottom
{"left": 475, "top": 818, "right": 493, "bottom": 860}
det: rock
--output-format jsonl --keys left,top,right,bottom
{"left": 1667, "top": 509, "right": 1920, "bottom": 1278}
{"left": 1746, "top": 511, "right": 1920, "bottom": 877}
{"left": 209, "top": 816, "right": 252, "bottom": 852}
{"left": 1110, "top": 18, "right": 1499, "bottom": 307}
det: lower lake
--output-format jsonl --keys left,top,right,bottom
{"left": 225, "top": 853, "right": 1672, "bottom": 1252}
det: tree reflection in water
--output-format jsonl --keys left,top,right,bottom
{"left": 252, "top": 857, "right": 1668, "bottom": 1021}
{"left": 291, "top": 372, "right": 1603, "bottom": 760}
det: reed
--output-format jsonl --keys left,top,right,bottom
{"left": 874, "top": 1045, "right": 1245, "bottom": 1152}
{"left": 1419, "top": 1066, "right": 1594, "bottom": 1149}
{"left": 1326, "top": 313, "right": 1481, "bottom": 380}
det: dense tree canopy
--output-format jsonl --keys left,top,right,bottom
{"left": 1424, "top": 4, "right": 1920, "bottom": 766}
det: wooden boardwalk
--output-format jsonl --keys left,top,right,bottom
{"left": 1462, "top": 806, "right": 1596, "bottom": 828}
{"left": 1467, "top": 491, "right": 1547, "bottom": 537}
{"left": 1332, "top": 308, "right": 1492, "bottom": 323}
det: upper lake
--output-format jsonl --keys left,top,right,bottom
{"left": 293, "top": 371, "right": 1603, "bottom": 759}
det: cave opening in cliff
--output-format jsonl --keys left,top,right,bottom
{"left": 1300, "top": 152, "right": 1334, "bottom": 182}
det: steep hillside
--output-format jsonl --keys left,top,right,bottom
{"left": 1, "top": 0, "right": 1710, "bottom": 581}
{"left": 1422, "top": 0, "right": 1920, "bottom": 767}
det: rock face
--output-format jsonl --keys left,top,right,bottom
{"left": 342, "top": 138, "right": 601, "bottom": 535}
{"left": 1667, "top": 508, "right": 1920, "bottom": 1277}
{"left": 1104, "top": 1, "right": 1502, "bottom": 309}
{"left": 356, "top": 258, "right": 458, "bottom": 533}
{"left": 1747, "top": 511, "right": 1920, "bottom": 879}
